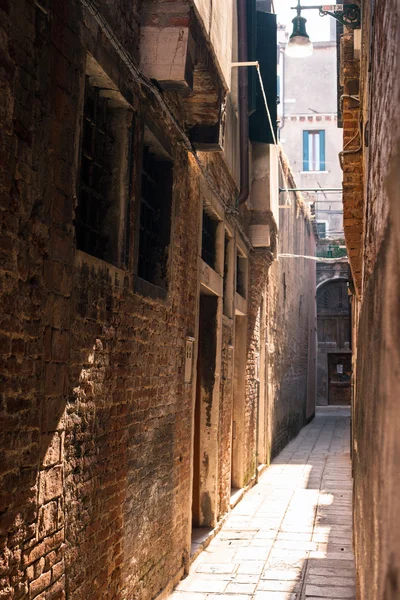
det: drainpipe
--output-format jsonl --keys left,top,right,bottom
{"left": 279, "top": 46, "right": 285, "bottom": 131}
{"left": 236, "top": 0, "right": 250, "bottom": 207}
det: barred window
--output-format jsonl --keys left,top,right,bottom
{"left": 201, "top": 211, "right": 218, "bottom": 269}
{"left": 75, "top": 57, "right": 133, "bottom": 267}
{"left": 236, "top": 251, "right": 248, "bottom": 299}
{"left": 137, "top": 130, "right": 173, "bottom": 290}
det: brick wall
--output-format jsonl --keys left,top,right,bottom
{"left": 349, "top": 1, "right": 400, "bottom": 599}
{"left": 244, "top": 172, "right": 317, "bottom": 469}
{"left": 266, "top": 162, "right": 317, "bottom": 458}
{"left": 0, "top": 2, "right": 200, "bottom": 598}
{"left": 0, "top": 1, "right": 319, "bottom": 598}
{"left": 341, "top": 23, "right": 363, "bottom": 295}
{"left": 218, "top": 320, "right": 234, "bottom": 517}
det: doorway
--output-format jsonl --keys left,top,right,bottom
{"left": 328, "top": 353, "right": 351, "bottom": 405}
{"left": 192, "top": 293, "right": 218, "bottom": 528}
{"left": 231, "top": 315, "right": 247, "bottom": 491}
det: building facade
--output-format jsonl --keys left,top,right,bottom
{"left": 278, "top": 38, "right": 343, "bottom": 240}
{"left": 316, "top": 260, "right": 351, "bottom": 405}
{"left": 278, "top": 28, "right": 351, "bottom": 406}
{"left": 0, "top": 1, "right": 317, "bottom": 598}
{"left": 339, "top": 0, "right": 400, "bottom": 598}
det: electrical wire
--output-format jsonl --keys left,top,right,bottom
{"left": 338, "top": 95, "right": 362, "bottom": 169}
{"left": 255, "top": 64, "right": 293, "bottom": 206}
{"left": 278, "top": 254, "right": 348, "bottom": 262}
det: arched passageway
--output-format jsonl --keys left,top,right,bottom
{"left": 316, "top": 279, "right": 352, "bottom": 406}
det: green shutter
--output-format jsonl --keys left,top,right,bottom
{"left": 303, "top": 131, "right": 309, "bottom": 171}
{"left": 320, "top": 130, "right": 326, "bottom": 170}
{"left": 247, "top": 0, "right": 257, "bottom": 115}
{"left": 249, "top": 11, "right": 277, "bottom": 144}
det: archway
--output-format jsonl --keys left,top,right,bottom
{"left": 316, "top": 279, "right": 352, "bottom": 406}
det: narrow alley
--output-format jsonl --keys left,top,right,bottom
{"left": 171, "top": 407, "right": 355, "bottom": 600}
{"left": 1, "top": 1, "right": 399, "bottom": 599}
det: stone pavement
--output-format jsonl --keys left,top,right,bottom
{"left": 170, "top": 407, "right": 356, "bottom": 600}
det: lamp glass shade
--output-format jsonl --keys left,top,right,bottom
{"left": 285, "top": 15, "right": 313, "bottom": 58}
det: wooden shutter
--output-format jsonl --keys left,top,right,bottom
{"left": 247, "top": 0, "right": 257, "bottom": 115}
{"left": 249, "top": 11, "right": 277, "bottom": 144}
{"left": 303, "top": 130, "right": 309, "bottom": 171}
{"left": 319, "top": 130, "right": 326, "bottom": 170}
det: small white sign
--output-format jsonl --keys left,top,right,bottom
{"left": 185, "top": 337, "right": 195, "bottom": 383}
{"left": 337, "top": 364, "right": 344, "bottom": 374}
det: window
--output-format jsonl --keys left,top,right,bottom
{"left": 303, "top": 130, "right": 325, "bottom": 171}
{"left": 317, "top": 221, "right": 328, "bottom": 239}
{"left": 75, "top": 58, "right": 132, "bottom": 267}
{"left": 236, "top": 251, "right": 248, "bottom": 299}
{"left": 201, "top": 210, "right": 218, "bottom": 269}
{"left": 137, "top": 129, "right": 173, "bottom": 290}
{"left": 223, "top": 232, "right": 234, "bottom": 318}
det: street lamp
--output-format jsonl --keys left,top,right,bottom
{"left": 286, "top": 2, "right": 361, "bottom": 58}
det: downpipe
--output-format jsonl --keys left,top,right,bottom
{"left": 236, "top": 0, "right": 250, "bottom": 207}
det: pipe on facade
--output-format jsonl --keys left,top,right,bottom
{"left": 278, "top": 46, "right": 286, "bottom": 132}
{"left": 236, "top": 0, "right": 250, "bottom": 207}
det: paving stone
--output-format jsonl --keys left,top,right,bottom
{"left": 307, "top": 575, "right": 356, "bottom": 586}
{"left": 224, "top": 582, "right": 257, "bottom": 594}
{"left": 170, "top": 409, "right": 356, "bottom": 600}
{"left": 196, "top": 564, "right": 238, "bottom": 574}
{"left": 305, "top": 584, "right": 356, "bottom": 598}
{"left": 257, "top": 579, "right": 301, "bottom": 592}
{"left": 261, "top": 569, "right": 303, "bottom": 581}
{"left": 254, "top": 592, "right": 298, "bottom": 600}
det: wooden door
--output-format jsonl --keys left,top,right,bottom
{"left": 328, "top": 353, "right": 351, "bottom": 405}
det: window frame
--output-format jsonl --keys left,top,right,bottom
{"left": 75, "top": 56, "right": 134, "bottom": 269}
{"left": 303, "top": 130, "right": 326, "bottom": 172}
{"left": 134, "top": 123, "right": 174, "bottom": 298}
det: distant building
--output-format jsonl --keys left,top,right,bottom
{"left": 278, "top": 26, "right": 351, "bottom": 406}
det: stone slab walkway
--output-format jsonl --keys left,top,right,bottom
{"left": 170, "top": 407, "right": 356, "bottom": 600}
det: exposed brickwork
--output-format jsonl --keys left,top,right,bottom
{"left": 267, "top": 211, "right": 315, "bottom": 457}
{"left": 316, "top": 260, "right": 350, "bottom": 288}
{"left": 349, "top": 1, "right": 400, "bottom": 599}
{"left": 0, "top": 2, "right": 318, "bottom": 599}
{"left": 218, "top": 320, "right": 234, "bottom": 516}
{"left": 341, "top": 27, "right": 364, "bottom": 296}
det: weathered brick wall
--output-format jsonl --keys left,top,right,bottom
{"left": 341, "top": 25, "right": 363, "bottom": 296}
{"left": 0, "top": 1, "right": 216, "bottom": 598}
{"left": 218, "top": 320, "right": 234, "bottom": 516}
{"left": 65, "top": 149, "right": 199, "bottom": 600}
{"left": 350, "top": 1, "right": 400, "bottom": 599}
{"left": 267, "top": 198, "right": 316, "bottom": 458}
{"left": 241, "top": 181, "right": 316, "bottom": 472}
{"left": 0, "top": 2, "right": 319, "bottom": 598}
{"left": 243, "top": 249, "right": 271, "bottom": 482}
{"left": 0, "top": 2, "right": 81, "bottom": 598}
{"left": 316, "top": 260, "right": 350, "bottom": 288}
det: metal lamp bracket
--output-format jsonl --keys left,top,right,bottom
{"left": 319, "top": 4, "right": 361, "bottom": 28}
{"left": 292, "top": 4, "right": 361, "bottom": 29}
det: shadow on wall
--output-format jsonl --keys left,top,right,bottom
{"left": 1, "top": 261, "right": 181, "bottom": 600}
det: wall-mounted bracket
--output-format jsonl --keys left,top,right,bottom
{"left": 291, "top": 4, "right": 361, "bottom": 29}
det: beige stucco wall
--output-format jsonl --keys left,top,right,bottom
{"left": 192, "top": 0, "right": 233, "bottom": 89}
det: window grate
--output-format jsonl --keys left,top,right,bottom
{"left": 236, "top": 254, "right": 247, "bottom": 298}
{"left": 317, "top": 281, "right": 350, "bottom": 314}
{"left": 138, "top": 146, "right": 172, "bottom": 288}
{"left": 76, "top": 78, "right": 114, "bottom": 261}
{"left": 202, "top": 211, "right": 218, "bottom": 269}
